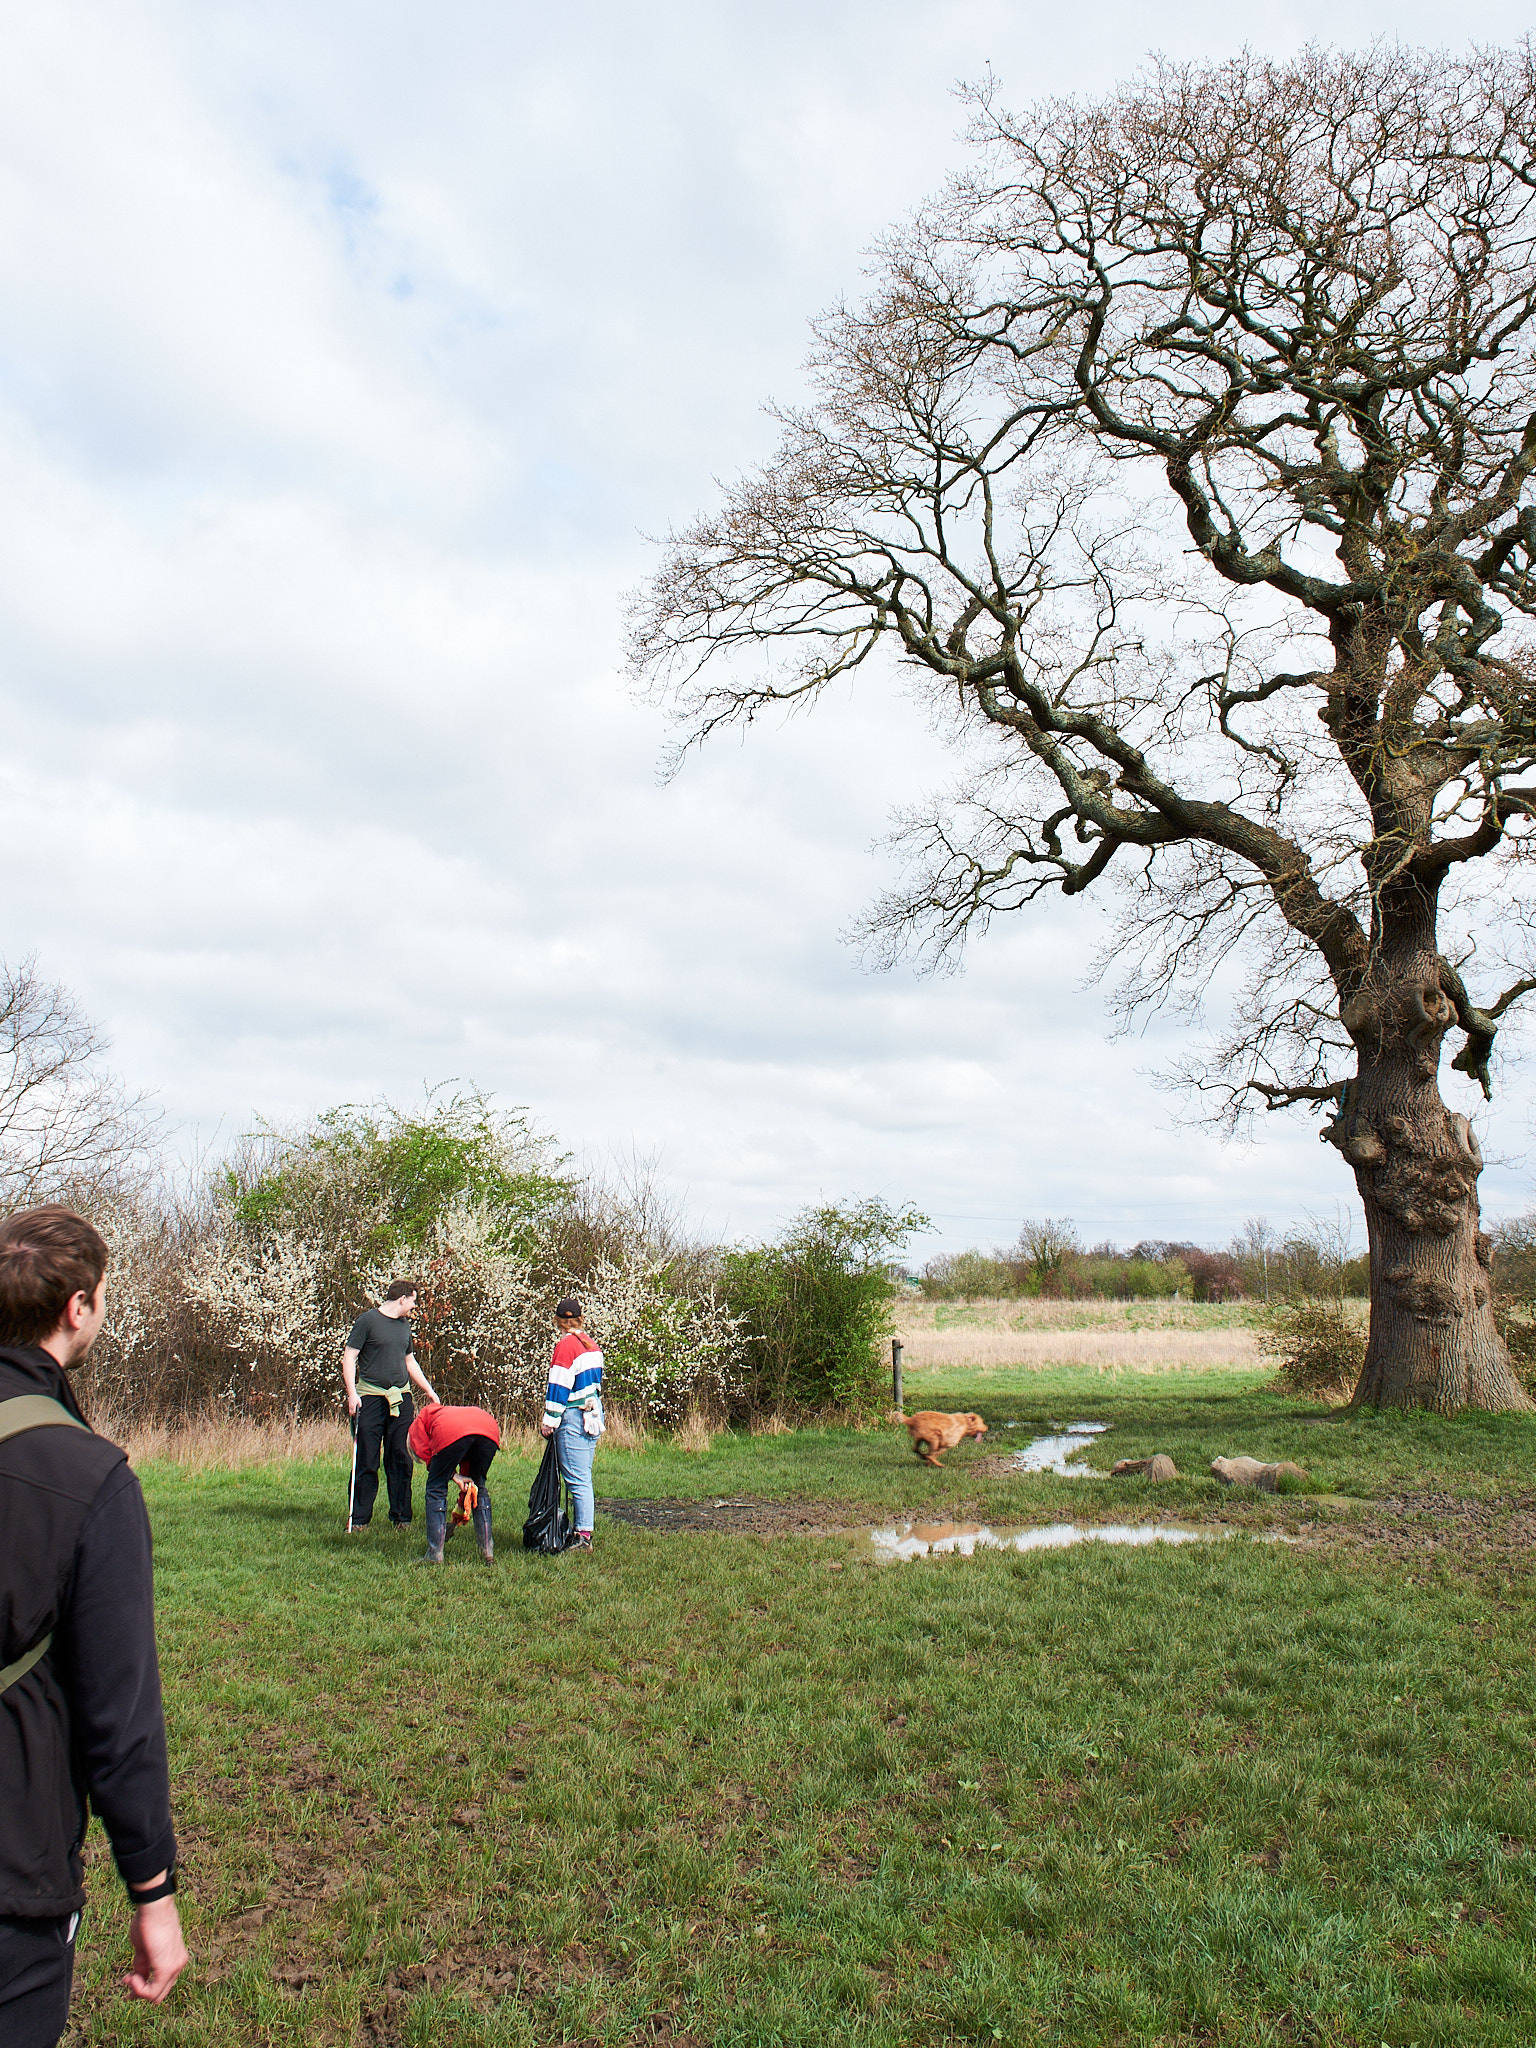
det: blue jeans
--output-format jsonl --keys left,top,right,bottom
{"left": 555, "top": 1405, "right": 597, "bottom": 1533}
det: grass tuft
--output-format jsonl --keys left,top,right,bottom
{"left": 670, "top": 1409, "right": 716, "bottom": 1453}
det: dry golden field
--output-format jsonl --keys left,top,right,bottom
{"left": 893, "top": 1297, "right": 1270, "bottom": 1375}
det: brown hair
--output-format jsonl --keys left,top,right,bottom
{"left": 0, "top": 1205, "right": 109, "bottom": 1348}
{"left": 383, "top": 1279, "right": 417, "bottom": 1302}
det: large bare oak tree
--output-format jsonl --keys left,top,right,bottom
{"left": 631, "top": 43, "right": 1536, "bottom": 1413}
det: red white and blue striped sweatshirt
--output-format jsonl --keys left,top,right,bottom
{"left": 544, "top": 1331, "right": 603, "bottom": 1428}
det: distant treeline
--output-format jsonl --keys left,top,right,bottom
{"left": 917, "top": 1217, "right": 1370, "bottom": 1303}
{"left": 919, "top": 1213, "right": 1536, "bottom": 1313}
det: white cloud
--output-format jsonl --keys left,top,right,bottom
{"left": 0, "top": 0, "right": 1532, "bottom": 1259}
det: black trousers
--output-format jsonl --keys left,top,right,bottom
{"left": 425, "top": 1433, "right": 499, "bottom": 1493}
{"left": 0, "top": 1912, "right": 78, "bottom": 2048}
{"left": 423, "top": 1433, "right": 495, "bottom": 1515}
{"left": 348, "top": 1392, "right": 415, "bottom": 1527}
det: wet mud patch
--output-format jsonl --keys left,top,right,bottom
{"left": 600, "top": 1500, "right": 1291, "bottom": 1558}
{"left": 598, "top": 1489, "right": 1536, "bottom": 1573}
{"left": 600, "top": 1492, "right": 1316, "bottom": 1542}
{"left": 1300, "top": 1488, "right": 1536, "bottom": 1573}
{"left": 600, "top": 1496, "right": 867, "bottom": 1535}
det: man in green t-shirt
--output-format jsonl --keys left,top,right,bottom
{"left": 341, "top": 1281, "right": 440, "bottom": 1532}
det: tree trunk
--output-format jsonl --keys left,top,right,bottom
{"left": 1330, "top": 964, "right": 1533, "bottom": 1414}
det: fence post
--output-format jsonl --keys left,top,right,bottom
{"left": 891, "top": 1338, "right": 904, "bottom": 1414}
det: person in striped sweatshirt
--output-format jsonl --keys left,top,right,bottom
{"left": 540, "top": 1297, "right": 603, "bottom": 1551}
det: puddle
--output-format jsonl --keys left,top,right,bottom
{"left": 857, "top": 1519, "right": 1299, "bottom": 1561}
{"left": 860, "top": 1519, "right": 1216, "bottom": 1560}
{"left": 1011, "top": 1420, "right": 1109, "bottom": 1476}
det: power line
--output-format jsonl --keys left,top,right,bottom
{"left": 917, "top": 1212, "right": 1023, "bottom": 1224}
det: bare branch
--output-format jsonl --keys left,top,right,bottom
{"left": 631, "top": 39, "right": 1536, "bottom": 1128}
{"left": 1249, "top": 1080, "right": 1348, "bottom": 1109}
{"left": 0, "top": 958, "right": 161, "bottom": 1206}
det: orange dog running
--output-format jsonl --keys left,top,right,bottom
{"left": 903, "top": 1411, "right": 988, "bottom": 1467}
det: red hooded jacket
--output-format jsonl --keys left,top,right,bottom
{"left": 406, "top": 1404, "right": 502, "bottom": 1465}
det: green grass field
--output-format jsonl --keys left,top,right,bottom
{"left": 64, "top": 1354, "right": 1536, "bottom": 2046}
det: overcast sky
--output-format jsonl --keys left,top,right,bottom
{"left": 3, "top": 0, "right": 1534, "bottom": 1259}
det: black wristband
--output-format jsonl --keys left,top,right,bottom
{"left": 127, "top": 1871, "right": 177, "bottom": 1905}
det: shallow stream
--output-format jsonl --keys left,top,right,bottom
{"left": 1007, "top": 1419, "right": 1109, "bottom": 1475}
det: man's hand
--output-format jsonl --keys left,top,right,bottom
{"left": 123, "top": 1895, "right": 189, "bottom": 2003}
{"left": 347, "top": 1391, "right": 360, "bottom": 1418}
{"left": 540, "top": 1423, "right": 554, "bottom": 1437}
{"left": 405, "top": 1358, "right": 441, "bottom": 1406}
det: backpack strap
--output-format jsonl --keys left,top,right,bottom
{"left": 0, "top": 1394, "right": 89, "bottom": 1693}
{"left": 0, "top": 1632, "right": 53, "bottom": 1694}
{"left": 0, "top": 1394, "right": 87, "bottom": 1445}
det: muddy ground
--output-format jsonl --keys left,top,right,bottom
{"left": 598, "top": 1496, "right": 869, "bottom": 1536}
{"left": 598, "top": 1489, "right": 1536, "bottom": 1570}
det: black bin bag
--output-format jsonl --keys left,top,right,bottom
{"left": 523, "top": 1436, "right": 573, "bottom": 1553}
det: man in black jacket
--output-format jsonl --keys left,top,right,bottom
{"left": 0, "top": 1205, "right": 188, "bottom": 2046}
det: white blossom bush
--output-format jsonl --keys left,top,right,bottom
{"left": 572, "top": 1255, "right": 745, "bottom": 1423}
{"left": 182, "top": 1216, "right": 336, "bottom": 1411}
{"left": 360, "top": 1196, "right": 549, "bottom": 1409}
{"left": 80, "top": 1197, "right": 338, "bottom": 1419}
{"left": 83, "top": 1198, "right": 188, "bottom": 1409}
{"left": 93, "top": 1199, "right": 167, "bottom": 1370}
{"left": 70, "top": 1097, "right": 752, "bottom": 1425}
{"left": 355, "top": 1200, "right": 747, "bottom": 1423}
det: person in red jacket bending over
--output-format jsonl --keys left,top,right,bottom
{"left": 406, "top": 1404, "right": 501, "bottom": 1564}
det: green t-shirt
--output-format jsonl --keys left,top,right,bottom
{"left": 346, "top": 1307, "right": 414, "bottom": 1389}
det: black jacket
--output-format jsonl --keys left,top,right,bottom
{"left": 0, "top": 1347, "right": 177, "bottom": 1916}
